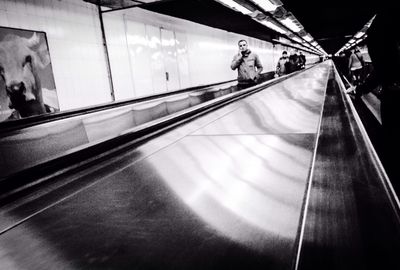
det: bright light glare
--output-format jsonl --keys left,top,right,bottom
{"left": 292, "top": 37, "right": 302, "bottom": 43}
{"left": 217, "top": 0, "right": 253, "bottom": 14}
{"left": 259, "top": 20, "right": 287, "bottom": 34}
{"left": 281, "top": 18, "right": 302, "bottom": 32}
{"left": 354, "top": 32, "right": 364, "bottom": 39}
{"left": 251, "top": 0, "right": 279, "bottom": 12}
{"left": 303, "top": 35, "right": 313, "bottom": 42}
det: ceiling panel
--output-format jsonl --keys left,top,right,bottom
{"left": 280, "top": 0, "right": 376, "bottom": 53}
{"left": 84, "top": 0, "right": 169, "bottom": 10}
{"left": 96, "top": 0, "right": 377, "bottom": 54}
{"left": 144, "top": 0, "right": 278, "bottom": 42}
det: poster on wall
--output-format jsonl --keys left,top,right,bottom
{"left": 0, "top": 26, "right": 59, "bottom": 122}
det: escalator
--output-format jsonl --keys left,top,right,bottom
{"left": 0, "top": 62, "right": 398, "bottom": 270}
{"left": 0, "top": 70, "right": 295, "bottom": 204}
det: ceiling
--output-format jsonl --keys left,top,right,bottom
{"left": 143, "top": 0, "right": 279, "bottom": 42}
{"left": 93, "top": 0, "right": 377, "bottom": 54}
{"left": 84, "top": 0, "right": 168, "bottom": 10}
{"left": 280, "top": 0, "right": 376, "bottom": 53}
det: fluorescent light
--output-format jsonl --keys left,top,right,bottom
{"left": 251, "top": 0, "right": 279, "bottom": 12}
{"left": 216, "top": 0, "right": 252, "bottom": 15}
{"left": 349, "top": 39, "right": 356, "bottom": 44}
{"left": 280, "top": 18, "right": 302, "bottom": 32}
{"left": 365, "top": 16, "right": 376, "bottom": 28}
{"left": 354, "top": 31, "right": 364, "bottom": 39}
{"left": 292, "top": 36, "right": 302, "bottom": 43}
{"left": 259, "top": 20, "right": 287, "bottom": 34}
{"left": 311, "top": 41, "right": 318, "bottom": 46}
{"left": 303, "top": 35, "right": 313, "bottom": 42}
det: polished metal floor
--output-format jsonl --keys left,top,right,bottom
{"left": 0, "top": 64, "right": 331, "bottom": 269}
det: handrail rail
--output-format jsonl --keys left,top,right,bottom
{"left": 333, "top": 63, "right": 400, "bottom": 220}
{"left": 338, "top": 69, "right": 382, "bottom": 124}
{"left": 0, "top": 77, "right": 242, "bottom": 134}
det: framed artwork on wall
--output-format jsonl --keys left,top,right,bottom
{"left": 0, "top": 26, "right": 59, "bottom": 122}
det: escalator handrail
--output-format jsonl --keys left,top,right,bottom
{"left": 0, "top": 77, "right": 241, "bottom": 134}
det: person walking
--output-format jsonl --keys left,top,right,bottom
{"left": 276, "top": 51, "right": 289, "bottom": 77}
{"left": 231, "top": 39, "right": 263, "bottom": 90}
{"left": 348, "top": 48, "right": 364, "bottom": 85}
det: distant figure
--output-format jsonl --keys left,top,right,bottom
{"left": 231, "top": 39, "right": 263, "bottom": 90}
{"left": 276, "top": 51, "right": 289, "bottom": 77}
{"left": 348, "top": 48, "right": 365, "bottom": 85}
{"left": 288, "top": 50, "right": 300, "bottom": 73}
{"left": 347, "top": 5, "right": 400, "bottom": 192}
{"left": 299, "top": 51, "right": 306, "bottom": 69}
{"left": 335, "top": 51, "right": 349, "bottom": 79}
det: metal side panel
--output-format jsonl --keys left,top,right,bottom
{"left": 296, "top": 63, "right": 400, "bottom": 270}
{"left": 0, "top": 133, "right": 316, "bottom": 270}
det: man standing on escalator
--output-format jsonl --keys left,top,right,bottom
{"left": 231, "top": 39, "right": 263, "bottom": 90}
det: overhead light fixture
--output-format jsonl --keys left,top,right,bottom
{"left": 302, "top": 35, "right": 313, "bottom": 42}
{"left": 250, "top": 0, "right": 279, "bottom": 12}
{"left": 216, "top": 0, "right": 253, "bottom": 15}
{"left": 311, "top": 41, "right": 318, "bottom": 46}
{"left": 334, "top": 15, "right": 375, "bottom": 56}
{"left": 291, "top": 36, "right": 302, "bottom": 43}
{"left": 259, "top": 20, "right": 287, "bottom": 34}
{"left": 354, "top": 31, "right": 364, "bottom": 39}
{"left": 365, "top": 15, "right": 376, "bottom": 28}
{"left": 280, "top": 18, "right": 302, "bottom": 32}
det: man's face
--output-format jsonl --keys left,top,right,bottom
{"left": 238, "top": 41, "right": 248, "bottom": 52}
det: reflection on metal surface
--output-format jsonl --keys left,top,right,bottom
{"left": 149, "top": 135, "right": 315, "bottom": 247}
{"left": 194, "top": 66, "right": 328, "bottom": 135}
{"left": 0, "top": 64, "right": 332, "bottom": 269}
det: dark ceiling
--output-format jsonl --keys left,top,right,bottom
{"left": 281, "top": 0, "right": 376, "bottom": 53}
{"left": 144, "top": 0, "right": 278, "bottom": 42}
{"left": 142, "top": 0, "right": 377, "bottom": 54}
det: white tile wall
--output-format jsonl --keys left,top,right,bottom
{"left": 103, "top": 15, "right": 135, "bottom": 100}
{"left": 146, "top": 24, "right": 167, "bottom": 94}
{"left": 175, "top": 31, "right": 191, "bottom": 89}
{"left": 103, "top": 8, "right": 322, "bottom": 100}
{"left": 125, "top": 20, "right": 153, "bottom": 97}
{"left": 0, "top": 0, "right": 112, "bottom": 111}
{"left": 161, "top": 28, "right": 180, "bottom": 91}
{"left": 1, "top": 1, "right": 321, "bottom": 109}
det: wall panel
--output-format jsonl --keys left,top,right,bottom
{"left": 1, "top": 1, "right": 320, "bottom": 111}
{"left": 0, "top": 0, "right": 111, "bottom": 111}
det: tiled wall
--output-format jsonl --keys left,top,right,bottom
{"left": 104, "top": 8, "right": 320, "bottom": 101}
{"left": 1, "top": 1, "right": 321, "bottom": 110}
{"left": 0, "top": 0, "right": 111, "bottom": 111}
